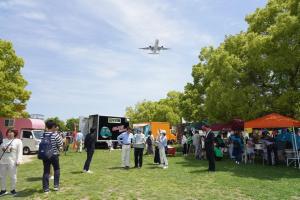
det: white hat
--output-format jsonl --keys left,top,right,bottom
{"left": 160, "top": 130, "right": 166, "bottom": 134}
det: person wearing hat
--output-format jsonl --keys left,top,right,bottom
{"left": 202, "top": 125, "right": 215, "bottom": 172}
{"left": 158, "top": 130, "right": 168, "bottom": 169}
{"left": 0, "top": 129, "right": 22, "bottom": 196}
{"left": 117, "top": 127, "right": 133, "bottom": 169}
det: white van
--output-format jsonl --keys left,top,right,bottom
{"left": 20, "top": 129, "right": 44, "bottom": 154}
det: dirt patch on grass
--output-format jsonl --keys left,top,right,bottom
{"left": 21, "top": 155, "right": 36, "bottom": 164}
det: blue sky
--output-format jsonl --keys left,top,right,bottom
{"left": 0, "top": 0, "right": 267, "bottom": 120}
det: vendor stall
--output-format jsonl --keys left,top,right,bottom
{"left": 245, "top": 113, "right": 300, "bottom": 168}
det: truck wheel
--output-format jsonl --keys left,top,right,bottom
{"left": 23, "top": 147, "right": 30, "bottom": 155}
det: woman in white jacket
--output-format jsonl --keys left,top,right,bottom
{"left": 0, "top": 129, "right": 23, "bottom": 196}
{"left": 158, "top": 130, "right": 168, "bottom": 169}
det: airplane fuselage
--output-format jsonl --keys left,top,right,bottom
{"left": 140, "top": 39, "right": 169, "bottom": 54}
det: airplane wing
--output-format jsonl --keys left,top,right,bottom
{"left": 139, "top": 46, "right": 153, "bottom": 50}
{"left": 158, "top": 46, "right": 169, "bottom": 50}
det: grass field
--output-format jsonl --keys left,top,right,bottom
{"left": 2, "top": 149, "right": 300, "bottom": 200}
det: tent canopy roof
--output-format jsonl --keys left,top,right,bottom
{"left": 244, "top": 113, "right": 300, "bottom": 128}
{"left": 211, "top": 119, "right": 244, "bottom": 131}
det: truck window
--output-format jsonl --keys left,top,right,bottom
{"left": 33, "top": 131, "right": 43, "bottom": 139}
{"left": 23, "top": 131, "right": 32, "bottom": 139}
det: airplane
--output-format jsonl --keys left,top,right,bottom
{"left": 139, "top": 39, "right": 169, "bottom": 54}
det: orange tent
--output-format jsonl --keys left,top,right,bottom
{"left": 245, "top": 113, "right": 300, "bottom": 128}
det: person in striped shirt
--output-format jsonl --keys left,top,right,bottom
{"left": 41, "top": 120, "right": 63, "bottom": 193}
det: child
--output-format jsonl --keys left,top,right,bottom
{"left": 107, "top": 137, "right": 113, "bottom": 152}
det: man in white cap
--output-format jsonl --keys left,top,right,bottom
{"left": 158, "top": 130, "right": 168, "bottom": 169}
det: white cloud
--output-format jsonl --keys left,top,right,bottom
{"left": 19, "top": 11, "right": 47, "bottom": 21}
{"left": 0, "top": 0, "right": 37, "bottom": 9}
{"left": 78, "top": 0, "right": 215, "bottom": 47}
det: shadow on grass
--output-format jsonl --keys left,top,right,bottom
{"left": 189, "top": 169, "right": 210, "bottom": 173}
{"left": 108, "top": 167, "right": 125, "bottom": 170}
{"left": 15, "top": 188, "right": 40, "bottom": 198}
{"left": 26, "top": 177, "right": 42, "bottom": 182}
{"left": 70, "top": 171, "right": 83, "bottom": 174}
{"left": 180, "top": 156, "right": 300, "bottom": 180}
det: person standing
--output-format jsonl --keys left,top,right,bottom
{"left": 181, "top": 134, "right": 187, "bottom": 156}
{"left": 106, "top": 136, "right": 113, "bottom": 152}
{"left": 41, "top": 120, "right": 63, "bottom": 193}
{"left": 232, "top": 131, "right": 244, "bottom": 165}
{"left": 158, "top": 130, "right": 168, "bottom": 169}
{"left": 203, "top": 125, "right": 215, "bottom": 172}
{"left": 145, "top": 131, "right": 154, "bottom": 155}
{"left": 76, "top": 131, "right": 84, "bottom": 153}
{"left": 187, "top": 133, "right": 193, "bottom": 155}
{"left": 153, "top": 134, "right": 161, "bottom": 165}
{"left": 72, "top": 131, "right": 77, "bottom": 151}
{"left": 0, "top": 130, "right": 3, "bottom": 145}
{"left": 83, "top": 128, "right": 97, "bottom": 173}
{"left": 117, "top": 127, "right": 133, "bottom": 169}
{"left": 133, "top": 130, "right": 146, "bottom": 168}
{"left": 193, "top": 130, "right": 201, "bottom": 160}
{"left": 0, "top": 129, "right": 22, "bottom": 196}
{"left": 228, "top": 131, "right": 235, "bottom": 159}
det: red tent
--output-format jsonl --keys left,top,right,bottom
{"left": 211, "top": 119, "right": 244, "bottom": 131}
{"left": 244, "top": 113, "right": 300, "bottom": 128}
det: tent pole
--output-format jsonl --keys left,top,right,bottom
{"left": 292, "top": 127, "right": 300, "bottom": 169}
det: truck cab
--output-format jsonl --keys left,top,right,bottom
{"left": 20, "top": 129, "right": 44, "bottom": 154}
{"left": 0, "top": 118, "right": 45, "bottom": 155}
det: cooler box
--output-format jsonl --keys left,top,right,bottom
{"left": 167, "top": 145, "right": 176, "bottom": 156}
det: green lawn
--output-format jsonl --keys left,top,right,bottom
{"left": 3, "top": 150, "right": 300, "bottom": 200}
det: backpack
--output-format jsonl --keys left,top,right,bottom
{"left": 233, "top": 137, "right": 241, "bottom": 148}
{"left": 38, "top": 133, "right": 54, "bottom": 160}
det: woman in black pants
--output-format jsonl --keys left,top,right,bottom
{"left": 153, "top": 137, "right": 160, "bottom": 164}
{"left": 83, "top": 128, "right": 96, "bottom": 173}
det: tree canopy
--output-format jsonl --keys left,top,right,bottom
{"left": 0, "top": 39, "right": 31, "bottom": 118}
{"left": 125, "top": 91, "right": 182, "bottom": 125}
{"left": 180, "top": 0, "right": 300, "bottom": 123}
{"left": 66, "top": 118, "right": 79, "bottom": 132}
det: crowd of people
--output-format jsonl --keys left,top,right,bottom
{"left": 0, "top": 120, "right": 299, "bottom": 196}
{"left": 180, "top": 126, "right": 300, "bottom": 168}
{"left": 116, "top": 127, "right": 169, "bottom": 169}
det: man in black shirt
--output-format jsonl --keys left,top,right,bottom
{"left": 83, "top": 128, "right": 96, "bottom": 173}
{"left": 203, "top": 125, "right": 215, "bottom": 172}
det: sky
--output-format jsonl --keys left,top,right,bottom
{"left": 0, "top": 0, "right": 267, "bottom": 120}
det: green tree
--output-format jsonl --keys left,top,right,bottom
{"left": 183, "top": 0, "right": 300, "bottom": 122}
{"left": 125, "top": 91, "right": 183, "bottom": 125}
{"left": 46, "top": 117, "right": 66, "bottom": 131}
{"left": 66, "top": 118, "right": 79, "bottom": 132}
{"left": 0, "top": 39, "right": 31, "bottom": 117}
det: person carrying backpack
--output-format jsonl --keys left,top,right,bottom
{"left": 39, "top": 120, "right": 63, "bottom": 193}
{"left": 232, "top": 131, "right": 244, "bottom": 164}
